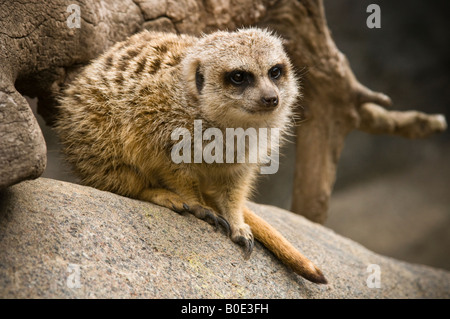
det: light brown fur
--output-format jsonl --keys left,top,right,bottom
{"left": 54, "top": 28, "right": 327, "bottom": 284}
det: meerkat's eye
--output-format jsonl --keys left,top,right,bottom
{"left": 229, "top": 71, "right": 246, "bottom": 85}
{"left": 225, "top": 70, "right": 254, "bottom": 88}
{"left": 269, "top": 65, "right": 283, "bottom": 80}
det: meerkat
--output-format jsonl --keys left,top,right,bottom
{"left": 54, "top": 28, "right": 327, "bottom": 284}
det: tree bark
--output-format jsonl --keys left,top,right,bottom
{"left": 0, "top": 0, "right": 446, "bottom": 222}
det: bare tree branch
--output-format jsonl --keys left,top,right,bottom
{"left": 359, "top": 103, "right": 447, "bottom": 139}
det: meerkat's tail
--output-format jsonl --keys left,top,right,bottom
{"left": 243, "top": 207, "right": 328, "bottom": 284}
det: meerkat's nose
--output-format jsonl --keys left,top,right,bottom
{"left": 261, "top": 95, "right": 279, "bottom": 108}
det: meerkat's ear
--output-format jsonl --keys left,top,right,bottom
{"left": 195, "top": 65, "right": 204, "bottom": 94}
{"left": 183, "top": 56, "right": 203, "bottom": 100}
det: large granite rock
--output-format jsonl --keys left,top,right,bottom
{"left": 0, "top": 178, "right": 448, "bottom": 298}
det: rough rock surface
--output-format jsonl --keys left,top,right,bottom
{"left": 0, "top": 178, "right": 449, "bottom": 298}
{"left": 0, "top": 89, "right": 47, "bottom": 189}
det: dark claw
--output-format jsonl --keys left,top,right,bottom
{"left": 172, "top": 204, "right": 184, "bottom": 214}
{"left": 217, "top": 216, "right": 231, "bottom": 236}
{"left": 234, "top": 236, "right": 254, "bottom": 260}
{"left": 247, "top": 238, "right": 255, "bottom": 259}
{"left": 243, "top": 239, "right": 254, "bottom": 260}
{"left": 204, "top": 210, "right": 219, "bottom": 228}
{"left": 183, "top": 203, "right": 190, "bottom": 211}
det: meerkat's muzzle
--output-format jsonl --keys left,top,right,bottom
{"left": 261, "top": 95, "right": 279, "bottom": 108}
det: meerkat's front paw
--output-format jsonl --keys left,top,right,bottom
{"left": 185, "top": 204, "right": 230, "bottom": 235}
{"left": 230, "top": 223, "right": 254, "bottom": 259}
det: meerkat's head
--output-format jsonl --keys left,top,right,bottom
{"left": 182, "top": 28, "right": 299, "bottom": 128}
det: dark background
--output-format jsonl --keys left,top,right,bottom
{"left": 30, "top": 0, "right": 450, "bottom": 270}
